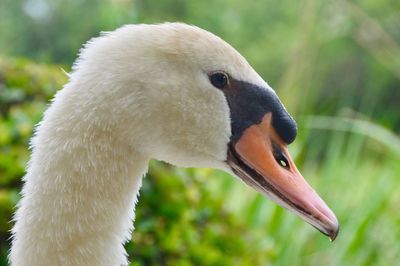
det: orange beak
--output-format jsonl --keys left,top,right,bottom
{"left": 227, "top": 113, "right": 339, "bottom": 240}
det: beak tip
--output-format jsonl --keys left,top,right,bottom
{"left": 320, "top": 216, "right": 339, "bottom": 242}
{"left": 328, "top": 223, "right": 340, "bottom": 242}
{"left": 313, "top": 212, "right": 339, "bottom": 241}
{"left": 318, "top": 203, "right": 340, "bottom": 242}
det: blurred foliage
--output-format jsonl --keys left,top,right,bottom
{"left": 130, "top": 163, "right": 278, "bottom": 266}
{"left": 0, "top": 57, "right": 67, "bottom": 261}
{"left": 0, "top": 0, "right": 400, "bottom": 265}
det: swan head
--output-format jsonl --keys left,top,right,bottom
{"left": 73, "top": 23, "right": 339, "bottom": 240}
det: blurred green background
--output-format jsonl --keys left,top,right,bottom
{"left": 0, "top": 0, "right": 399, "bottom": 265}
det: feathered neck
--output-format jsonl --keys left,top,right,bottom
{"left": 10, "top": 82, "right": 148, "bottom": 266}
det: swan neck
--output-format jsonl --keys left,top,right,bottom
{"left": 10, "top": 99, "right": 149, "bottom": 266}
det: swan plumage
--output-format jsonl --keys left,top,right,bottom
{"left": 10, "top": 23, "right": 338, "bottom": 266}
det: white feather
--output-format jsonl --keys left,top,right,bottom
{"left": 10, "top": 22, "right": 270, "bottom": 266}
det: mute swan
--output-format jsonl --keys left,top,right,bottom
{"left": 10, "top": 23, "right": 339, "bottom": 266}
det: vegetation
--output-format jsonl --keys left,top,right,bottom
{"left": 0, "top": 0, "right": 399, "bottom": 265}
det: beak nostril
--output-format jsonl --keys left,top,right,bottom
{"left": 272, "top": 142, "right": 290, "bottom": 170}
{"left": 279, "top": 158, "right": 288, "bottom": 168}
{"left": 276, "top": 153, "right": 290, "bottom": 169}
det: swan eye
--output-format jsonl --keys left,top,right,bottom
{"left": 209, "top": 72, "right": 228, "bottom": 89}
